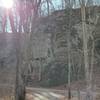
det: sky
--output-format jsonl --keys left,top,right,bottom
{"left": 52, "top": 0, "right": 100, "bottom": 10}
{"left": 0, "top": 0, "right": 99, "bottom": 32}
{"left": 0, "top": 0, "right": 100, "bottom": 9}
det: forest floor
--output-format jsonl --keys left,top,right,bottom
{"left": 0, "top": 81, "right": 100, "bottom": 100}
{"left": 26, "top": 87, "right": 80, "bottom": 100}
{"left": 0, "top": 87, "right": 85, "bottom": 100}
{"left": 0, "top": 87, "right": 100, "bottom": 100}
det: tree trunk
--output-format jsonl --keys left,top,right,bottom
{"left": 46, "top": 0, "right": 50, "bottom": 15}
{"left": 15, "top": 33, "right": 26, "bottom": 100}
{"left": 81, "top": 0, "right": 92, "bottom": 100}
{"left": 65, "top": 0, "right": 72, "bottom": 100}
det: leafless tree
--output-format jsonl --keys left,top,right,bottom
{"left": 2, "top": 8, "right": 16, "bottom": 33}
{"left": 64, "top": 0, "right": 73, "bottom": 100}
{"left": 80, "top": 0, "right": 93, "bottom": 100}
{"left": 15, "top": 33, "right": 26, "bottom": 100}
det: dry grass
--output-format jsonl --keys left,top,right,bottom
{"left": 59, "top": 97, "right": 78, "bottom": 100}
{"left": 0, "top": 95, "right": 79, "bottom": 100}
{"left": 26, "top": 94, "right": 35, "bottom": 100}
{"left": 95, "top": 94, "right": 100, "bottom": 100}
{"left": 0, "top": 96, "right": 14, "bottom": 100}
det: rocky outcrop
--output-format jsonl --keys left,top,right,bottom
{"left": 31, "top": 8, "right": 100, "bottom": 64}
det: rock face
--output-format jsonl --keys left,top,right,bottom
{"left": 31, "top": 7, "right": 100, "bottom": 89}
{"left": 31, "top": 8, "right": 99, "bottom": 64}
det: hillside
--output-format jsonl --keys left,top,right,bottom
{"left": 0, "top": 6, "right": 100, "bottom": 96}
{"left": 31, "top": 6, "right": 100, "bottom": 90}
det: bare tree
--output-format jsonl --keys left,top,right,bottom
{"left": 61, "top": 0, "right": 65, "bottom": 9}
{"left": 15, "top": 33, "right": 26, "bottom": 100}
{"left": 86, "top": 0, "right": 93, "bottom": 6}
{"left": 80, "top": 0, "right": 93, "bottom": 100}
{"left": 65, "top": 0, "right": 72, "bottom": 100}
{"left": 2, "top": 8, "right": 16, "bottom": 33}
{"left": 64, "top": 0, "right": 77, "bottom": 8}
